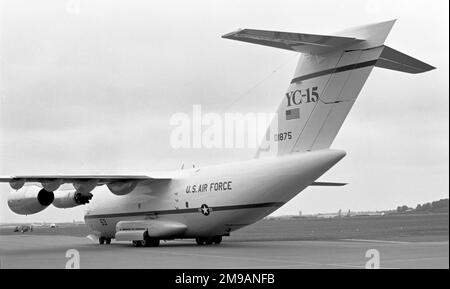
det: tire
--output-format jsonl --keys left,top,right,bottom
{"left": 142, "top": 236, "right": 160, "bottom": 247}
{"left": 99, "top": 237, "right": 105, "bottom": 245}
{"left": 213, "top": 236, "right": 222, "bottom": 244}
{"left": 106, "top": 238, "right": 111, "bottom": 245}
{"left": 132, "top": 240, "right": 142, "bottom": 247}
{"left": 196, "top": 237, "right": 205, "bottom": 245}
{"left": 205, "top": 238, "right": 213, "bottom": 245}
{"left": 149, "top": 238, "right": 160, "bottom": 247}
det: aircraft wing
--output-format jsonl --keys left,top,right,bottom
{"left": 0, "top": 175, "right": 158, "bottom": 184}
{"left": 0, "top": 175, "right": 171, "bottom": 191}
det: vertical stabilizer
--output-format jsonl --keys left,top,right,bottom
{"left": 222, "top": 20, "right": 435, "bottom": 157}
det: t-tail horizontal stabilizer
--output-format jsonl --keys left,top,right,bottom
{"left": 222, "top": 29, "right": 364, "bottom": 55}
{"left": 377, "top": 46, "right": 435, "bottom": 74}
{"left": 222, "top": 20, "right": 435, "bottom": 74}
{"left": 223, "top": 20, "right": 435, "bottom": 157}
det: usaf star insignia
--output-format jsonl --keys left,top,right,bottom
{"left": 199, "top": 204, "right": 211, "bottom": 216}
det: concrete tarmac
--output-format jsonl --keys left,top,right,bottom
{"left": 0, "top": 235, "right": 448, "bottom": 269}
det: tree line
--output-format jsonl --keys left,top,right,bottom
{"left": 396, "top": 199, "right": 449, "bottom": 214}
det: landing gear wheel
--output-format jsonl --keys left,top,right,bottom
{"left": 105, "top": 238, "right": 111, "bottom": 245}
{"left": 213, "top": 236, "right": 222, "bottom": 244}
{"left": 149, "top": 238, "right": 160, "bottom": 247}
{"left": 196, "top": 237, "right": 205, "bottom": 245}
{"left": 205, "top": 238, "right": 213, "bottom": 245}
{"left": 132, "top": 240, "right": 143, "bottom": 247}
{"left": 99, "top": 237, "right": 105, "bottom": 245}
{"left": 142, "top": 237, "right": 160, "bottom": 247}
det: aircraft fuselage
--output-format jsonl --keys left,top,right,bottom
{"left": 84, "top": 150, "right": 346, "bottom": 239}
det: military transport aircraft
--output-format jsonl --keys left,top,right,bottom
{"left": 0, "top": 20, "right": 435, "bottom": 247}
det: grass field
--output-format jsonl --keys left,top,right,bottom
{"left": 1, "top": 213, "right": 448, "bottom": 243}
{"left": 230, "top": 213, "right": 449, "bottom": 242}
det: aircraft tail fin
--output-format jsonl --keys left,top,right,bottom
{"left": 223, "top": 20, "right": 435, "bottom": 157}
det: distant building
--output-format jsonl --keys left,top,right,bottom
{"left": 316, "top": 213, "right": 340, "bottom": 219}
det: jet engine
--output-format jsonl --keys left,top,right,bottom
{"left": 53, "top": 190, "right": 93, "bottom": 209}
{"left": 7, "top": 185, "right": 54, "bottom": 215}
{"left": 107, "top": 181, "right": 137, "bottom": 195}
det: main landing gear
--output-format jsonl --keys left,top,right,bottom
{"left": 99, "top": 237, "right": 112, "bottom": 245}
{"left": 132, "top": 236, "right": 160, "bottom": 247}
{"left": 196, "top": 236, "right": 222, "bottom": 246}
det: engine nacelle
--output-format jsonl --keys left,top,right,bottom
{"left": 107, "top": 181, "right": 137, "bottom": 195}
{"left": 53, "top": 190, "right": 93, "bottom": 209}
{"left": 8, "top": 185, "right": 54, "bottom": 215}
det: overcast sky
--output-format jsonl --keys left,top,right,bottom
{"left": 0, "top": 0, "right": 448, "bottom": 223}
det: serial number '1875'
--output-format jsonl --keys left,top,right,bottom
{"left": 274, "top": 132, "right": 293, "bottom": 142}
